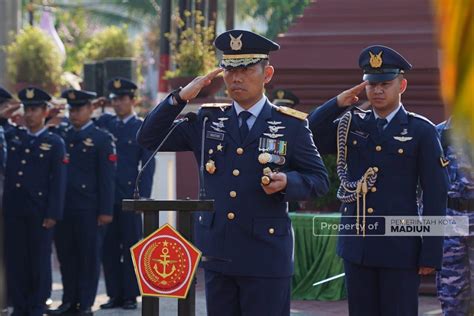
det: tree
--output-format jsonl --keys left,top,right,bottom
{"left": 237, "top": 0, "right": 311, "bottom": 39}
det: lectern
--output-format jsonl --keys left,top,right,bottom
{"left": 122, "top": 199, "right": 214, "bottom": 316}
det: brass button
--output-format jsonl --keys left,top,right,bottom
{"left": 398, "top": 148, "right": 404, "bottom": 154}
{"left": 128, "top": 181, "right": 132, "bottom": 185}
{"left": 373, "top": 167, "right": 379, "bottom": 172}
{"left": 375, "top": 145, "right": 382, "bottom": 152}
{"left": 236, "top": 148, "right": 244, "bottom": 155}
{"left": 11, "top": 147, "right": 15, "bottom": 151}
{"left": 367, "top": 208, "right": 374, "bottom": 214}
{"left": 128, "top": 140, "right": 133, "bottom": 144}
{"left": 39, "top": 154, "right": 44, "bottom": 158}
{"left": 82, "top": 148, "right": 87, "bottom": 152}
{"left": 352, "top": 140, "right": 357, "bottom": 145}
{"left": 21, "top": 160, "right": 26, "bottom": 164}
{"left": 199, "top": 216, "right": 202, "bottom": 222}
{"left": 16, "top": 183, "right": 21, "bottom": 188}
{"left": 82, "top": 184, "right": 86, "bottom": 189}
{"left": 69, "top": 143, "right": 74, "bottom": 148}
{"left": 232, "top": 169, "right": 240, "bottom": 176}
{"left": 18, "top": 171, "right": 23, "bottom": 176}
{"left": 208, "top": 149, "right": 214, "bottom": 155}
{"left": 38, "top": 192, "right": 43, "bottom": 196}
{"left": 268, "top": 228, "right": 275, "bottom": 235}
{"left": 227, "top": 212, "right": 235, "bottom": 220}
{"left": 229, "top": 191, "right": 237, "bottom": 198}
{"left": 25, "top": 148, "right": 30, "bottom": 153}
{"left": 371, "top": 187, "right": 377, "bottom": 193}
{"left": 344, "top": 207, "right": 348, "bottom": 213}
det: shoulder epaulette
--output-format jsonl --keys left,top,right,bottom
{"left": 275, "top": 106, "right": 308, "bottom": 120}
{"left": 407, "top": 112, "right": 435, "bottom": 126}
{"left": 201, "top": 103, "right": 232, "bottom": 109}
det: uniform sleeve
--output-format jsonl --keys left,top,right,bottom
{"left": 46, "top": 138, "right": 67, "bottom": 220}
{"left": 98, "top": 134, "right": 117, "bottom": 216}
{"left": 418, "top": 124, "right": 449, "bottom": 269}
{"left": 136, "top": 95, "right": 200, "bottom": 152}
{"left": 0, "top": 126, "right": 6, "bottom": 173}
{"left": 284, "top": 119, "right": 330, "bottom": 201}
{"left": 138, "top": 147, "right": 155, "bottom": 198}
{"left": 307, "top": 97, "right": 346, "bottom": 155}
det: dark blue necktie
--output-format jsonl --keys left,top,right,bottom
{"left": 239, "top": 111, "right": 252, "bottom": 141}
{"left": 376, "top": 118, "right": 388, "bottom": 135}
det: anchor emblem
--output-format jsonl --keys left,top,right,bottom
{"left": 152, "top": 243, "right": 177, "bottom": 279}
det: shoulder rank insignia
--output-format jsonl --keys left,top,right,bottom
{"left": 276, "top": 106, "right": 308, "bottom": 120}
{"left": 440, "top": 157, "right": 450, "bottom": 167}
{"left": 393, "top": 136, "right": 413, "bottom": 142}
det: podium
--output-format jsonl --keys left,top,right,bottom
{"left": 122, "top": 199, "right": 214, "bottom": 316}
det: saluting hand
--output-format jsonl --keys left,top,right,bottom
{"left": 178, "top": 68, "right": 223, "bottom": 102}
{"left": 262, "top": 172, "right": 288, "bottom": 195}
{"left": 97, "top": 214, "right": 113, "bottom": 226}
{"left": 42, "top": 218, "right": 56, "bottom": 229}
{"left": 91, "top": 96, "right": 110, "bottom": 109}
{"left": 336, "top": 81, "right": 368, "bottom": 107}
{"left": 0, "top": 101, "right": 21, "bottom": 119}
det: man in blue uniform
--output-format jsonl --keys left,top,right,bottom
{"left": 0, "top": 86, "right": 13, "bottom": 313}
{"left": 47, "top": 89, "right": 116, "bottom": 316}
{"left": 270, "top": 88, "right": 300, "bottom": 109}
{"left": 1, "top": 87, "right": 67, "bottom": 316}
{"left": 96, "top": 78, "right": 155, "bottom": 310}
{"left": 308, "top": 45, "right": 449, "bottom": 315}
{"left": 436, "top": 117, "right": 474, "bottom": 316}
{"left": 137, "top": 30, "right": 329, "bottom": 316}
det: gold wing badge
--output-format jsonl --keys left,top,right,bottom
{"left": 369, "top": 51, "right": 383, "bottom": 68}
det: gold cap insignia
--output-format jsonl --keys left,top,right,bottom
{"left": 229, "top": 34, "right": 243, "bottom": 51}
{"left": 369, "top": 51, "right": 383, "bottom": 68}
{"left": 113, "top": 79, "right": 122, "bottom": 89}
{"left": 26, "top": 89, "right": 35, "bottom": 99}
{"left": 68, "top": 92, "right": 76, "bottom": 100}
{"left": 276, "top": 90, "right": 285, "bottom": 99}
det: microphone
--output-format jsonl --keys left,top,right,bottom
{"left": 199, "top": 112, "right": 211, "bottom": 199}
{"left": 133, "top": 112, "right": 197, "bottom": 199}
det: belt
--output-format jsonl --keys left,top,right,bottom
{"left": 447, "top": 197, "right": 474, "bottom": 212}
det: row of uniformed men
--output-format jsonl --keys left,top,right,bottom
{"left": 0, "top": 78, "right": 155, "bottom": 316}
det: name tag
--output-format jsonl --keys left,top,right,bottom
{"left": 206, "top": 131, "right": 225, "bottom": 141}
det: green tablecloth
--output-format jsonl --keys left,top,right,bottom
{"left": 290, "top": 213, "right": 346, "bottom": 301}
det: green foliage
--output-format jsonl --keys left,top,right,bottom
{"left": 312, "top": 154, "right": 341, "bottom": 210}
{"left": 55, "top": 8, "right": 91, "bottom": 74}
{"left": 83, "top": 25, "right": 136, "bottom": 61}
{"left": 165, "top": 9, "right": 217, "bottom": 78}
{"left": 238, "top": 0, "right": 311, "bottom": 39}
{"left": 5, "top": 26, "right": 63, "bottom": 89}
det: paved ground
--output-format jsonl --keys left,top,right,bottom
{"left": 46, "top": 267, "right": 443, "bottom": 316}
{"left": 3, "top": 254, "right": 443, "bottom": 316}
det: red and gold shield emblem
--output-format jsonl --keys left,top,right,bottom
{"left": 131, "top": 223, "right": 201, "bottom": 298}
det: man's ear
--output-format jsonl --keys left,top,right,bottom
{"left": 400, "top": 78, "right": 408, "bottom": 94}
{"left": 264, "top": 65, "right": 274, "bottom": 84}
